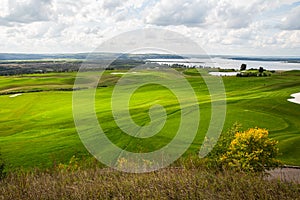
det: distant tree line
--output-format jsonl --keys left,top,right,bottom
{"left": 0, "top": 59, "right": 145, "bottom": 76}
{"left": 237, "top": 64, "right": 274, "bottom": 77}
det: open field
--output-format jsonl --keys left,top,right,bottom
{"left": 0, "top": 69, "right": 300, "bottom": 170}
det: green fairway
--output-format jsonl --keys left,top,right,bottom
{"left": 0, "top": 69, "right": 300, "bottom": 170}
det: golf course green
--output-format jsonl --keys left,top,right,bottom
{"left": 0, "top": 69, "right": 300, "bottom": 170}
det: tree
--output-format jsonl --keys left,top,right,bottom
{"left": 259, "top": 67, "right": 264, "bottom": 73}
{"left": 240, "top": 64, "right": 247, "bottom": 71}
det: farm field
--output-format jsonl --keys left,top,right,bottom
{"left": 0, "top": 69, "right": 300, "bottom": 170}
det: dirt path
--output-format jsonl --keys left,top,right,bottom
{"left": 267, "top": 167, "right": 300, "bottom": 183}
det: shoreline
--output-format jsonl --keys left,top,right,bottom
{"left": 288, "top": 92, "right": 300, "bottom": 104}
{"left": 148, "top": 57, "right": 300, "bottom": 71}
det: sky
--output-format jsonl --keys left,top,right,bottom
{"left": 0, "top": 0, "right": 300, "bottom": 56}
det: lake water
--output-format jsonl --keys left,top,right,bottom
{"left": 147, "top": 57, "right": 300, "bottom": 71}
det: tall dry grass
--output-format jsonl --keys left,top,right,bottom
{"left": 1, "top": 166, "right": 299, "bottom": 200}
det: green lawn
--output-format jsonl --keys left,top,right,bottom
{"left": 0, "top": 69, "right": 300, "bottom": 170}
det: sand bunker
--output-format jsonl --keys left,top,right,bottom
{"left": 209, "top": 72, "right": 238, "bottom": 76}
{"left": 9, "top": 93, "right": 22, "bottom": 98}
{"left": 288, "top": 92, "right": 300, "bottom": 104}
{"left": 111, "top": 72, "right": 126, "bottom": 75}
{"left": 111, "top": 72, "right": 138, "bottom": 75}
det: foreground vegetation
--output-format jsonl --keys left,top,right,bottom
{"left": 0, "top": 69, "right": 300, "bottom": 171}
{"left": 1, "top": 164, "right": 299, "bottom": 200}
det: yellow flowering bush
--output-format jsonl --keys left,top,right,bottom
{"left": 220, "top": 128, "right": 281, "bottom": 172}
{"left": 57, "top": 155, "right": 80, "bottom": 172}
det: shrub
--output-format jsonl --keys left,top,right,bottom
{"left": 207, "top": 123, "right": 241, "bottom": 160}
{"left": 220, "top": 128, "right": 281, "bottom": 172}
{"left": 57, "top": 155, "right": 80, "bottom": 172}
{"left": 202, "top": 123, "right": 242, "bottom": 170}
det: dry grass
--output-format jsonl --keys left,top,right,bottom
{"left": 1, "top": 167, "right": 299, "bottom": 200}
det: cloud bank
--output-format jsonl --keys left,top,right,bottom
{"left": 0, "top": 0, "right": 299, "bottom": 55}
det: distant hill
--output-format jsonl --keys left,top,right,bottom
{"left": 1, "top": 53, "right": 299, "bottom": 63}
{"left": 0, "top": 53, "right": 88, "bottom": 61}
{"left": 0, "top": 53, "right": 185, "bottom": 61}
{"left": 227, "top": 56, "right": 300, "bottom": 63}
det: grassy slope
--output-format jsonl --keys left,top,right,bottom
{"left": 223, "top": 71, "right": 300, "bottom": 165}
{"left": 0, "top": 70, "right": 300, "bottom": 169}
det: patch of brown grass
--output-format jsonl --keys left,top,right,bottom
{"left": 1, "top": 167, "right": 299, "bottom": 200}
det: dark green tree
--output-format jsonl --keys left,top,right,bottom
{"left": 259, "top": 67, "right": 264, "bottom": 73}
{"left": 240, "top": 64, "right": 247, "bottom": 71}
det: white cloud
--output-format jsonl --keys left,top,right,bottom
{"left": 207, "top": 0, "right": 258, "bottom": 29}
{"left": 0, "top": 0, "right": 10, "bottom": 18}
{"left": 280, "top": 6, "right": 300, "bottom": 30}
{"left": 0, "top": 0, "right": 54, "bottom": 26}
{"left": 276, "top": 31, "right": 300, "bottom": 48}
{"left": 0, "top": 0, "right": 299, "bottom": 55}
{"left": 145, "top": 0, "right": 209, "bottom": 26}
{"left": 145, "top": 0, "right": 272, "bottom": 28}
